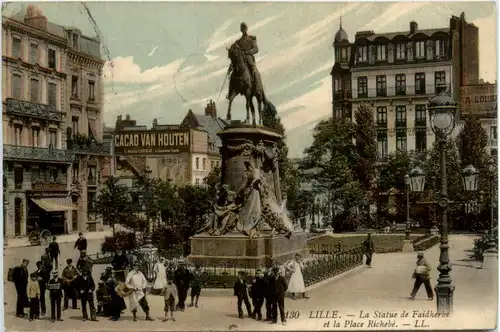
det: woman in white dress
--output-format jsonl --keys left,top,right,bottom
{"left": 153, "top": 258, "right": 167, "bottom": 291}
{"left": 285, "top": 253, "right": 308, "bottom": 300}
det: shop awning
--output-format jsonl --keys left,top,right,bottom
{"left": 31, "top": 197, "right": 77, "bottom": 212}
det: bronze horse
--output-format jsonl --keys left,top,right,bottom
{"left": 226, "top": 42, "right": 266, "bottom": 125}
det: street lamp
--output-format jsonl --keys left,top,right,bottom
{"left": 428, "top": 84, "right": 458, "bottom": 314}
{"left": 141, "top": 167, "right": 153, "bottom": 248}
{"left": 403, "top": 167, "right": 426, "bottom": 252}
{"left": 483, "top": 161, "right": 498, "bottom": 267}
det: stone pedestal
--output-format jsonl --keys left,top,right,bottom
{"left": 401, "top": 239, "right": 414, "bottom": 252}
{"left": 188, "top": 231, "right": 309, "bottom": 268}
{"left": 481, "top": 248, "right": 498, "bottom": 270}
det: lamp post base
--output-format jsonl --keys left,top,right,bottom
{"left": 401, "top": 239, "right": 414, "bottom": 252}
{"left": 434, "top": 283, "right": 455, "bottom": 315}
{"left": 481, "top": 248, "right": 498, "bottom": 270}
{"left": 430, "top": 226, "right": 439, "bottom": 236}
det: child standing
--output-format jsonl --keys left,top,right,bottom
{"left": 162, "top": 278, "right": 177, "bottom": 322}
{"left": 27, "top": 273, "right": 40, "bottom": 321}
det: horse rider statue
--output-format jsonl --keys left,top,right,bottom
{"left": 226, "top": 22, "right": 259, "bottom": 99}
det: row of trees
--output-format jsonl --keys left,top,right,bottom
{"left": 298, "top": 104, "right": 497, "bottom": 232}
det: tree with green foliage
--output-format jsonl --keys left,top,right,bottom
{"left": 301, "top": 117, "right": 364, "bottom": 230}
{"left": 261, "top": 102, "right": 298, "bottom": 203}
{"left": 177, "top": 185, "right": 213, "bottom": 242}
{"left": 203, "top": 166, "right": 221, "bottom": 196}
{"left": 94, "top": 176, "right": 133, "bottom": 235}
{"left": 352, "top": 103, "right": 378, "bottom": 225}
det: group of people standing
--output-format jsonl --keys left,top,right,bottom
{"left": 11, "top": 233, "right": 101, "bottom": 323}
{"left": 233, "top": 253, "right": 308, "bottom": 325}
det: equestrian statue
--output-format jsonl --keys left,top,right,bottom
{"left": 226, "top": 22, "right": 274, "bottom": 126}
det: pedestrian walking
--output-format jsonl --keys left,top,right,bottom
{"left": 32, "top": 261, "right": 48, "bottom": 316}
{"left": 363, "top": 233, "right": 375, "bottom": 267}
{"left": 48, "top": 270, "right": 63, "bottom": 323}
{"left": 409, "top": 252, "right": 434, "bottom": 301}
{"left": 188, "top": 265, "right": 202, "bottom": 308}
{"left": 48, "top": 237, "right": 60, "bottom": 269}
{"left": 74, "top": 233, "right": 88, "bottom": 253}
{"left": 233, "top": 271, "right": 253, "bottom": 319}
{"left": 75, "top": 269, "right": 98, "bottom": 321}
{"left": 41, "top": 248, "right": 53, "bottom": 275}
{"left": 27, "top": 273, "right": 40, "bottom": 321}
{"left": 153, "top": 258, "right": 167, "bottom": 292}
{"left": 250, "top": 269, "right": 265, "bottom": 320}
{"left": 62, "top": 259, "right": 78, "bottom": 310}
{"left": 162, "top": 278, "right": 178, "bottom": 322}
{"left": 285, "top": 253, "right": 307, "bottom": 299}
{"left": 13, "top": 258, "right": 29, "bottom": 318}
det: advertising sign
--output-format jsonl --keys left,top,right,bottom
{"left": 460, "top": 85, "right": 497, "bottom": 118}
{"left": 114, "top": 130, "right": 190, "bottom": 155}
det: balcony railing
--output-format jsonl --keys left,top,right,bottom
{"left": 31, "top": 182, "right": 67, "bottom": 191}
{"left": 489, "top": 139, "right": 498, "bottom": 147}
{"left": 395, "top": 121, "right": 407, "bottom": 128}
{"left": 354, "top": 84, "right": 437, "bottom": 99}
{"left": 67, "top": 138, "right": 108, "bottom": 155}
{"left": 4, "top": 145, "right": 75, "bottom": 163}
{"left": 415, "top": 119, "right": 427, "bottom": 127}
{"left": 5, "top": 98, "right": 62, "bottom": 121}
{"left": 333, "top": 90, "right": 352, "bottom": 101}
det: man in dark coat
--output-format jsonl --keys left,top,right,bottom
{"left": 269, "top": 266, "right": 287, "bottom": 325}
{"left": 77, "top": 250, "right": 93, "bottom": 274}
{"left": 410, "top": 252, "right": 434, "bottom": 301}
{"left": 62, "top": 259, "right": 78, "bottom": 310}
{"left": 263, "top": 265, "right": 274, "bottom": 321}
{"left": 48, "top": 237, "right": 60, "bottom": 269}
{"left": 363, "top": 233, "right": 375, "bottom": 267}
{"left": 32, "top": 261, "right": 48, "bottom": 316}
{"left": 250, "top": 269, "right": 265, "bottom": 320}
{"left": 47, "top": 270, "right": 64, "bottom": 322}
{"left": 41, "top": 248, "right": 53, "bottom": 274}
{"left": 106, "top": 272, "right": 126, "bottom": 321}
{"left": 111, "top": 250, "right": 129, "bottom": 282}
{"left": 233, "top": 271, "right": 253, "bottom": 319}
{"left": 75, "top": 269, "right": 98, "bottom": 321}
{"left": 74, "top": 233, "right": 87, "bottom": 253}
{"left": 173, "top": 261, "right": 191, "bottom": 311}
{"left": 13, "top": 258, "right": 30, "bottom": 317}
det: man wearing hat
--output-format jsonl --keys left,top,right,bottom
{"left": 62, "top": 259, "right": 78, "bottom": 310}
{"left": 233, "top": 271, "right": 253, "bottom": 319}
{"left": 227, "top": 22, "right": 259, "bottom": 86}
{"left": 125, "top": 262, "right": 154, "bottom": 321}
{"left": 269, "top": 266, "right": 288, "bottom": 325}
{"left": 32, "top": 261, "right": 48, "bottom": 316}
{"left": 74, "top": 232, "right": 88, "bottom": 253}
{"left": 12, "top": 258, "right": 30, "bottom": 317}
{"left": 47, "top": 270, "right": 64, "bottom": 322}
{"left": 77, "top": 250, "right": 93, "bottom": 274}
{"left": 111, "top": 249, "right": 129, "bottom": 282}
{"left": 173, "top": 260, "right": 191, "bottom": 311}
{"left": 75, "top": 269, "right": 98, "bottom": 321}
{"left": 250, "top": 269, "right": 265, "bottom": 320}
{"left": 409, "top": 252, "right": 433, "bottom": 301}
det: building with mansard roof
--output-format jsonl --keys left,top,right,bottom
{"left": 330, "top": 13, "right": 496, "bottom": 159}
{"left": 2, "top": 5, "right": 107, "bottom": 237}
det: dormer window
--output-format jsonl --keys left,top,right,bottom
{"left": 414, "top": 41, "right": 426, "bottom": 58}
{"left": 358, "top": 46, "right": 368, "bottom": 62}
{"left": 395, "top": 43, "right": 406, "bottom": 60}
{"left": 341, "top": 47, "right": 348, "bottom": 61}
{"left": 435, "top": 39, "right": 447, "bottom": 57}
{"left": 376, "top": 45, "right": 386, "bottom": 61}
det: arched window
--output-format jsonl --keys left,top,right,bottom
{"left": 341, "top": 47, "right": 348, "bottom": 61}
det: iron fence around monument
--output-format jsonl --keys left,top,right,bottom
{"left": 90, "top": 245, "right": 365, "bottom": 287}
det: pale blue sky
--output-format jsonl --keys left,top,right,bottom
{"left": 3, "top": 2, "right": 497, "bottom": 157}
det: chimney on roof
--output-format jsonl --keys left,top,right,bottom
{"left": 410, "top": 21, "right": 418, "bottom": 35}
{"left": 205, "top": 100, "right": 217, "bottom": 119}
{"left": 152, "top": 118, "right": 158, "bottom": 128}
{"left": 24, "top": 5, "right": 47, "bottom": 31}
{"left": 125, "top": 114, "right": 131, "bottom": 121}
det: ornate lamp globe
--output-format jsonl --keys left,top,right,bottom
{"left": 428, "top": 84, "right": 458, "bottom": 136}
{"left": 409, "top": 166, "right": 426, "bottom": 192}
{"left": 462, "top": 164, "right": 479, "bottom": 192}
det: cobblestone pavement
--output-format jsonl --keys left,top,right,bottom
{"left": 4, "top": 235, "right": 497, "bottom": 331}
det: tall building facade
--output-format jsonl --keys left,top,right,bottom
{"left": 331, "top": 13, "right": 483, "bottom": 158}
{"left": 2, "top": 6, "right": 106, "bottom": 236}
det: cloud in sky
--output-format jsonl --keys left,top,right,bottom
{"left": 20, "top": 2, "right": 492, "bottom": 157}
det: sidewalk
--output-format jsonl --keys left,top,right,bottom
{"left": 3, "top": 230, "right": 113, "bottom": 249}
